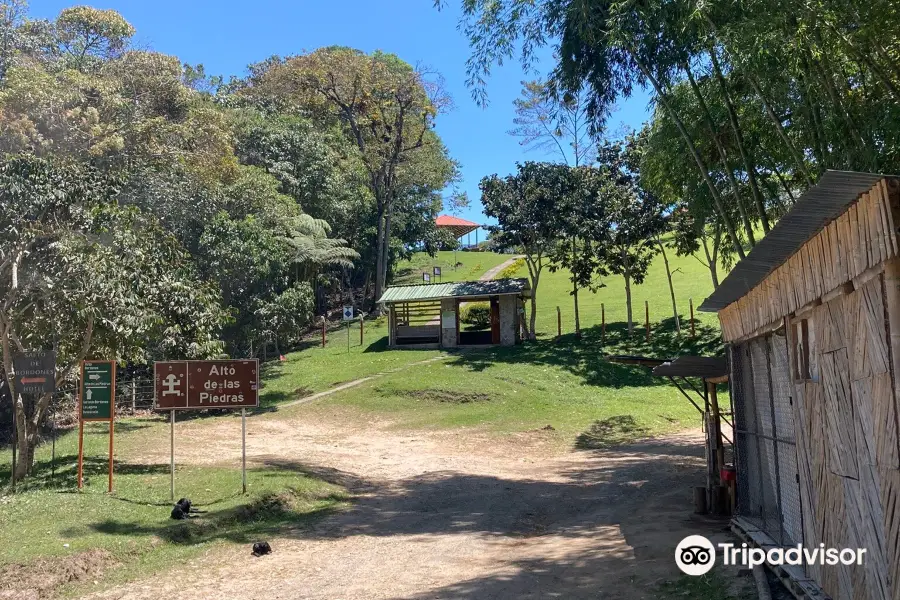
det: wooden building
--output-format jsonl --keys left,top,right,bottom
{"left": 378, "top": 279, "right": 529, "bottom": 348}
{"left": 700, "top": 172, "right": 900, "bottom": 599}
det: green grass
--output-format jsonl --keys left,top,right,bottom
{"left": 299, "top": 317, "right": 723, "bottom": 445}
{"left": 259, "top": 315, "right": 443, "bottom": 408}
{"left": 513, "top": 248, "right": 722, "bottom": 340}
{"left": 393, "top": 250, "right": 514, "bottom": 284}
{"left": 260, "top": 245, "right": 725, "bottom": 442}
{"left": 656, "top": 570, "right": 753, "bottom": 599}
{"left": 0, "top": 417, "right": 346, "bottom": 596}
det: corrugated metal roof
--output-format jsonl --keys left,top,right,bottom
{"left": 378, "top": 278, "right": 530, "bottom": 304}
{"left": 699, "top": 170, "right": 891, "bottom": 312}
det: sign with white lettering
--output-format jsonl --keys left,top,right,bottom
{"left": 14, "top": 351, "right": 56, "bottom": 395}
{"left": 153, "top": 360, "right": 259, "bottom": 410}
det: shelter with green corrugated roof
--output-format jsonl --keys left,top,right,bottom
{"left": 377, "top": 278, "right": 530, "bottom": 348}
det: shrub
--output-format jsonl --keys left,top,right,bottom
{"left": 460, "top": 302, "right": 491, "bottom": 329}
{"left": 496, "top": 257, "right": 525, "bottom": 279}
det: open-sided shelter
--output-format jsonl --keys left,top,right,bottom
{"left": 378, "top": 279, "right": 529, "bottom": 348}
{"left": 701, "top": 171, "right": 900, "bottom": 599}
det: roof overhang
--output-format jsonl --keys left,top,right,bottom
{"left": 378, "top": 278, "right": 531, "bottom": 304}
{"left": 699, "top": 170, "right": 893, "bottom": 312}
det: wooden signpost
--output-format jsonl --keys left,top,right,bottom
{"left": 11, "top": 351, "right": 56, "bottom": 492}
{"left": 77, "top": 360, "right": 116, "bottom": 493}
{"left": 154, "top": 360, "right": 259, "bottom": 499}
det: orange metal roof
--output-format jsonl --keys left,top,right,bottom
{"left": 435, "top": 215, "right": 479, "bottom": 238}
{"left": 435, "top": 215, "right": 478, "bottom": 227}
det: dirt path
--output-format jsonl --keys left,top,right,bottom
{"left": 479, "top": 255, "right": 523, "bottom": 281}
{"left": 88, "top": 412, "right": 736, "bottom": 600}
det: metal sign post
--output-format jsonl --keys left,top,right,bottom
{"left": 154, "top": 360, "right": 260, "bottom": 497}
{"left": 170, "top": 409, "right": 175, "bottom": 501}
{"left": 78, "top": 360, "right": 116, "bottom": 493}
{"left": 241, "top": 408, "right": 247, "bottom": 494}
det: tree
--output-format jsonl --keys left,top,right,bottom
{"left": 0, "top": 156, "right": 224, "bottom": 478}
{"left": 55, "top": 5, "right": 135, "bottom": 71}
{"left": 448, "top": 0, "right": 900, "bottom": 261}
{"left": 247, "top": 47, "right": 455, "bottom": 307}
{"left": 509, "top": 79, "right": 597, "bottom": 167}
{"left": 593, "top": 141, "right": 667, "bottom": 335}
{"left": 510, "top": 79, "right": 600, "bottom": 333}
{"left": 479, "top": 162, "right": 567, "bottom": 339}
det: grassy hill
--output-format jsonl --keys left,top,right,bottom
{"left": 507, "top": 247, "right": 722, "bottom": 338}
{"left": 393, "top": 249, "right": 514, "bottom": 285}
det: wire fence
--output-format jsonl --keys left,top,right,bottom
{"left": 731, "top": 333, "right": 804, "bottom": 551}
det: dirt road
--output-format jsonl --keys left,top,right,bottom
{"left": 89, "top": 414, "right": 734, "bottom": 600}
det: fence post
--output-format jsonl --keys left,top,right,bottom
{"left": 557, "top": 306, "right": 562, "bottom": 339}
{"left": 690, "top": 298, "right": 696, "bottom": 338}
{"left": 321, "top": 317, "right": 326, "bottom": 348}
{"left": 131, "top": 379, "right": 136, "bottom": 412}
{"left": 360, "top": 316, "right": 364, "bottom": 346}
{"left": 601, "top": 303, "right": 606, "bottom": 343}
{"left": 645, "top": 300, "right": 650, "bottom": 342}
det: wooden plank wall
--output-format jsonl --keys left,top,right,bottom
{"left": 719, "top": 178, "right": 900, "bottom": 343}
{"left": 787, "top": 274, "right": 900, "bottom": 600}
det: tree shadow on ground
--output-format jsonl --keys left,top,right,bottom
{"left": 83, "top": 470, "right": 345, "bottom": 546}
{"left": 1, "top": 454, "right": 170, "bottom": 492}
{"left": 575, "top": 415, "right": 652, "bottom": 449}
{"left": 442, "top": 317, "right": 722, "bottom": 390}
{"left": 69, "top": 434, "right": 733, "bottom": 597}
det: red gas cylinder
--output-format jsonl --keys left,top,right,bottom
{"left": 721, "top": 464, "right": 737, "bottom": 482}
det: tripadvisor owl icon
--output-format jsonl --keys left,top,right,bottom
{"left": 676, "top": 535, "right": 716, "bottom": 576}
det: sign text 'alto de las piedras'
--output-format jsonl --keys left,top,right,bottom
{"left": 153, "top": 360, "right": 259, "bottom": 410}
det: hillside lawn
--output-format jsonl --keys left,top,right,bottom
{"left": 266, "top": 245, "right": 725, "bottom": 445}
{"left": 0, "top": 245, "right": 727, "bottom": 595}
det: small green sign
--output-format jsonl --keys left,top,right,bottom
{"left": 81, "top": 361, "right": 115, "bottom": 420}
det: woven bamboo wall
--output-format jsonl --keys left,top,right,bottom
{"left": 719, "top": 178, "right": 900, "bottom": 342}
{"left": 787, "top": 274, "right": 900, "bottom": 600}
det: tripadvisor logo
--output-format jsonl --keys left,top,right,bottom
{"left": 675, "top": 535, "right": 716, "bottom": 576}
{"left": 675, "top": 535, "right": 868, "bottom": 576}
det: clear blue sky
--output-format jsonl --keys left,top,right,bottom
{"left": 30, "top": 0, "right": 653, "bottom": 234}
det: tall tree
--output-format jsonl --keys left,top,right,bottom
{"left": 479, "top": 162, "right": 567, "bottom": 339}
{"left": 510, "top": 79, "right": 598, "bottom": 332}
{"left": 246, "top": 47, "right": 455, "bottom": 307}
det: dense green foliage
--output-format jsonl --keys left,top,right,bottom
{"left": 450, "top": 0, "right": 900, "bottom": 277}
{"left": 0, "top": 1, "right": 457, "bottom": 479}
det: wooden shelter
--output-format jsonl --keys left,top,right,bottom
{"left": 700, "top": 171, "right": 900, "bottom": 599}
{"left": 378, "top": 279, "right": 529, "bottom": 348}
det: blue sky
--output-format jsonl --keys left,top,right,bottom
{"left": 30, "top": 0, "right": 653, "bottom": 234}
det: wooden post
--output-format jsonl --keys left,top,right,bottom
{"left": 557, "top": 306, "right": 562, "bottom": 339}
{"left": 645, "top": 300, "right": 650, "bottom": 342}
{"left": 707, "top": 380, "right": 725, "bottom": 480}
{"left": 690, "top": 297, "right": 696, "bottom": 338}
{"left": 360, "top": 316, "right": 364, "bottom": 346}
{"left": 108, "top": 401, "right": 115, "bottom": 494}
{"left": 321, "top": 317, "right": 326, "bottom": 348}
{"left": 131, "top": 379, "right": 136, "bottom": 412}
{"left": 601, "top": 303, "right": 606, "bottom": 343}
{"left": 77, "top": 362, "right": 84, "bottom": 490}
{"left": 77, "top": 418, "right": 84, "bottom": 490}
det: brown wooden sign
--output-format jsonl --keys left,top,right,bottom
{"left": 154, "top": 360, "right": 259, "bottom": 410}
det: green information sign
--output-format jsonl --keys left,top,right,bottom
{"left": 81, "top": 361, "right": 115, "bottom": 421}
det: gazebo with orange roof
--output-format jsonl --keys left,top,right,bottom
{"left": 435, "top": 215, "right": 480, "bottom": 246}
